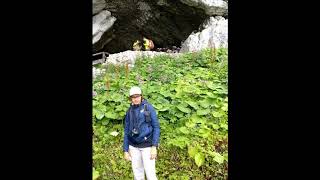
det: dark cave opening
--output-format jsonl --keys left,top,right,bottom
{"left": 93, "top": 0, "right": 213, "bottom": 54}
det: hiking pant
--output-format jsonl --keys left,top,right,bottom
{"left": 129, "top": 145, "right": 157, "bottom": 180}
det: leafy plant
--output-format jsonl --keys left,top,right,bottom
{"left": 93, "top": 48, "right": 228, "bottom": 179}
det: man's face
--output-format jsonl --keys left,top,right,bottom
{"left": 131, "top": 94, "right": 142, "bottom": 105}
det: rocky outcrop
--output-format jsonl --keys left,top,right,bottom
{"left": 180, "top": 16, "right": 227, "bottom": 52}
{"left": 93, "top": 0, "right": 117, "bottom": 52}
{"left": 179, "top": 0, "right": 228, "bottom": 16}
{"left": 93, "top": 10, "right": 116, "bottom": 44}
{"left": 102, "top": 51, "right": 182, "bottom": 67}
{"left": 93, "top": 0, "right": 106, "bottom": 15}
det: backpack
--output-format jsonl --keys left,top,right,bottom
{"left": 123, "top": 103, "right": 151, "bottom": 127}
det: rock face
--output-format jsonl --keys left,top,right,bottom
{"left": 93, "top": 10, "right": 117, "bottom": 50}
{"left": 180, "top": 16, "right": 227, "bottom": 52}
{"left": 92, "top": 0, "right": 117, "bottom": 52}
{"left": 179, "top": 0, "right": 228, "bottom": 16}
{"left": 93, "top": 0, "right": 106, "bottom": 15}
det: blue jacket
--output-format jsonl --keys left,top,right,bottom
{"left": 123, "top": 99, "right": 160, "bottom": 152}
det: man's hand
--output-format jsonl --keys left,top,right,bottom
{"left": 150, "top": 146, "right": 157, "bottom": 160}
{"left": 124, "top": 152, "right": 131, "bottom": 161}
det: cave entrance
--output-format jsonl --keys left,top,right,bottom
{"left": 94, "top": 0, "right": 210, "bottom": 54}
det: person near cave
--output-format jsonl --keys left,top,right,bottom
{"left": 123, "top": 86, "right": 160, "bottom": 180}
{"left": 133, "top": 37, "right": 154, "bottom": 51}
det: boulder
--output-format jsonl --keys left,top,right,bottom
{"left": 180, "top": 16, "right": 227, "bottom": 52}
{"left": 93, "top": 10, "right": 117, "bottom": 51}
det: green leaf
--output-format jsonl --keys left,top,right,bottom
{"left": 220, "top": 123, "right": 228, "bottom": 130}
{"left": 94, "top": 109, "right": 105, "bottom": 120}
{"left": 221, "top": 103, "right": 228, "bottom": 111}
{"left": 199, "top": 128, "right": 211, "bottom": 138}
{"left": 175, "top": 112, "right": 184, "bottom": 118}
{"left": 190, "top": 114, "right": 206, "bottom": 124}
{"left": 92, "top": 100, "right": 98, "bottom": 107}
{"left": 153, "top": 103, "right": 163, "bottom": 110}
{"left": 93, "top": 168, "right": 100, "bottom": 180}
{"left": 185, "top": 121, "right": 196, "bottom": 128}
{"left": 212, "top": 111, "right": 223, "bottom": 117}
{"left": 158, "top": 107, "right": 169, "bottom": 112}
{"left": 177, "top": 105, "right": 191, "bottom": 114}
{"left": 206, "top": 81, "right": 217, "bottom": 90}
{"left": 111, "top": 93, "right": 122, "bottom": 102}
{"left": 159, "top": 90, "right": 172, "bottom": 97}
{"left": 188, "top": 146, "right": 198, "bottom": 159}
{"left": 199, "top": 99, "right": 210, "bottom": 108}
{"left": 206, "top": 92, "right": 218, "bottom": 98}
{"left": 212, "top": 123, "right": 220, "bottom": 130}
{"left": 194, "top": 152, "right": 205, "bottom": 167}
{"left": 105, "top": 111, "right": 118, "bottom": 119}
{"left": 98, "top": 95, "right": 108, "bottom": 103}
{"left": 186, "top": 101, "right": 199, "bottom": 109}
{"left": 156, "top": 96, "right": 170, "bottom": 104}
{"left": 213, "top": 152, "right": 224, "bottom": 164}
{"left": 196, "top": 109, "right": 211, "bottom": 116}
{"left": 101, "top": 118, "right": 110, "bottom": 125}
{"left": 179, "top": 127, "right": 189, "bottom": 134}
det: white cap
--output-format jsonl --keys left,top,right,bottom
{"left": 129, "top": 86, "right": 142, "bottom": 96}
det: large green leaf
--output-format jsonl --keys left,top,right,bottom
{"left": 94, "top": 109, "right": 105, "bottom": 120}
{"left": 212, "top": 124, "right": 220, "bottom": 130}
{"left": 153, "top": 103, "right": 163, "bottom": 110}
{"left": 198, "top": 128, "right": 211, "bottom": 138}
{"left": 156, "top": 96, "right": 170, "bottom": 105}
{"left": 213, "top": 152, "right": 224, "bottom": 164}
{"left": 174, "top": 112, "right": 184, "bottom": 118}
{"left": 96, "top": 104, "right": 106, "bottom": 112}
{"left": 188, "top": 146, "right": 198, "bottom": 159}
{"left": 221, "top": 103, "right": 228, "bottom": 111}
{"left": 98, "top": 94, "right": 108, "bottom": 103}
{"left": 146, "top": 85, "right": 158, "bottom": 93}
{"left": 212, "top": 111, "right": 223, "bottom": 117}
{"left": 179, "top": 127, "right": 189, "bottom": 134}
{"left": 101, "top": 118, "right": 110, "bottom": 125}
{"left": 206, "top": 81, "right": 217, "bottom": 90}
{"left": 159, "top": 90, "right": 172, "bottom": 97}
{"left": 186, "top": 101, "right": 199, "bottom": 109}
{"left": 185, "top": 121, "right": 196, "bottom": 128}
{"left": 158, "top": 107, "right": 170, "bottom": 112}
{"left": 190, "top": 114, "right": 206, "bottom": 124}
{"left": 93, "top": 168, "right": 100, "bottom": 180}
{"left": 199, "top": 99, "right": 210, "bottom": 108}
{"left": 105, "top": 111, "right": 118, "bottom": 119}
{"left": 92, "top": 100, "right": 98, "bottom": 107}
{"left": 177, "top": 105, "right": 191, "bottom": 114}
{"left": 110, "top": 93, "right": 122, "bottom": 102}
{"left": 194, "top": 152, "right": 205, "bottom": 167}
{"left": 220, "top": 123, "right": 228, "bottom": 130}
{"left": 206, "top": 92, "right": 218, "bottom": 98}
{"left": 196, "top": 109, "right": 211, "bottom": 116}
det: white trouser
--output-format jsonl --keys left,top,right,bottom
{"left": 129, "top": 145, "right": 157, "bottom": 180}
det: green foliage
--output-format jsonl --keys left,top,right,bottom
{"left": 93, "top": 48, "right": 228, "bottom": 179}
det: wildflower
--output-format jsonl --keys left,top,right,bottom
{"left": 92, "top": 91, "right": 97, "bottom": 96}
{"left": 110, "top": 131, "right": 119, "bottom": 136}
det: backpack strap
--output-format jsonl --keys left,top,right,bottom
{"left": 144, "top": 103, "right": 147, "bottom": 112}
{"left": 144, "top": 103, "right": 151, "bottom": 123}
